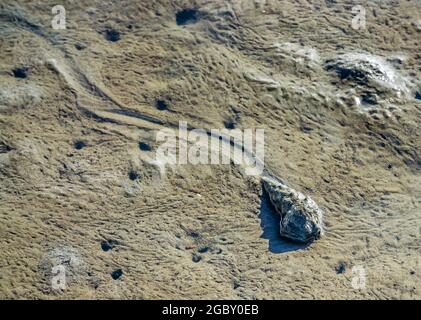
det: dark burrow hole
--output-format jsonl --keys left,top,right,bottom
{"left": 111, "top": 268, "right": 123, "bottom": 280}
{"left": 128, "top": 170, "right": 140, "bottom": 181}
{"left": 188, "top": 230, "right": 200, "bottom": 239}
{"left": 176, "top": 8, "right": 199, "bottom": 26}
{"left": 155, "top": 99, "right": 169, "bottom": 110}
{"left": 0, "top": 142, "right": 13, "bottom": 154}
{"left": 361, "top": 94, "right": 378, "bottom": 105}
{"left": 335, "top": 67, "right": 366, "bottom": 83}
{"left": 192, "top": 254, "right": 202, "bottom": 263}
{"left": 224, "top": 120, "right": 236, "bottom": 130}
{"left": 233, "top": 280, "right": 240, "bottom": 289}
{"left": 12, "top": 67, "right": 28, "bottom": 79}
{"left": 105, "top": 28, "right": 121, "bottom": 42}
{"left": 74, "top": 140, "right": 86, "bottom": 150}
{"left": 335, "top": 261, "right": 346, "bottom": 274}
{"left": 101, "top": 239, "right": 118, "bottom": 252}
{"left": 415, "top": 91, "right": 421, "bottom": 100}
{"left": 300, "top": 124, "right": 313, "bottom": 133}
{"left": 337, "top": 68, "right": 354, "bottom": 80}
{"left": 74, "top": 43, "right": 86, "bottom": 51}
{"left": 197, "top": 246, "right": 209, "bottom": 253}
{"left": 138, "top": 142, "right": 152, "bottom": 151}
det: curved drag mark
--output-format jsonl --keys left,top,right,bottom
{"left": 1, "top": 6, "right": 326, "bottom": 255}
{"left": 1, "top": 8, "right": 277, "bottom": 179}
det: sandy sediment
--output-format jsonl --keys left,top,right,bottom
{"left": 0, "top": 0, "right": 420, "bottom": 299}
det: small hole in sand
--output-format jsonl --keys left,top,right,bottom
{"left": 128, "top": 170, "right": 140, "bottom": 181}
{"left": 74, "top": 43, "right": 86, "bottom": 51}
{"left": 138, "top": 142, "right": 152, "bottom": 151}
{"left": 188, "top": 230, "right": 200, "bottom": 239}
{"left": 197, "top": 246, "right": 209, "bottom": 253}
{"left": 0, "top": 142, "right": 13, "bottom": 154}
{"left": 105, "top": 29, "right": 121, "bottom": 42}
{"left": 176, "top": 9, "right": 199, "bottom": 26}
{"left": 233, "top": 280, "right": 240, "bottom": 289}
{"left": 111, "top": 268, "right": 123, "bottom": 280}
{"left": 74, "top": 140, "right": 86, "bottom": 150}
{"left": 12, "top": 67, "right": 28, "bottom": 79}
{"left": 155, "top": 99, "right": 169, "bottom": 111}
{"left": 101, "top": 239, "right": 118, "bottom": 252}
{"left": 335, "top": 262, "right": 346, "bottom": 274}
{"left": 224, "top": 120, "right": 236, "bottom": 129}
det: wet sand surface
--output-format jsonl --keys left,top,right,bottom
{"left": 0, "top": 0, "right": 420, "bottom": 299}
